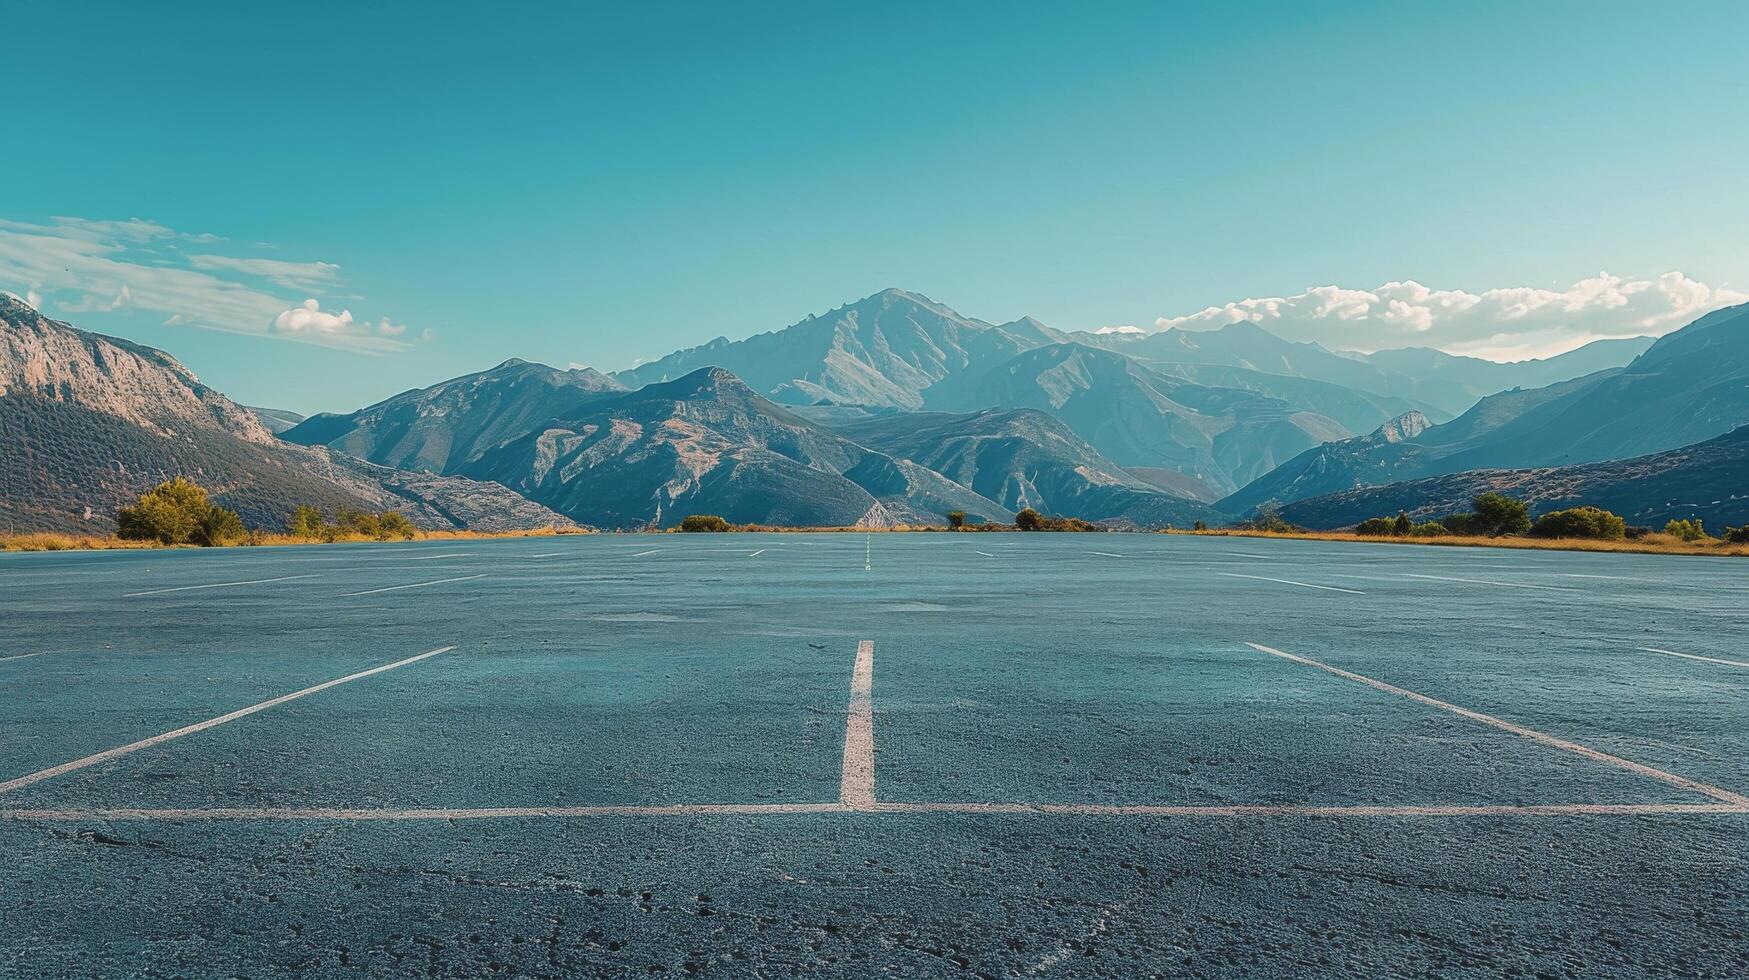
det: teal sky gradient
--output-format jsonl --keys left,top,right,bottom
{"left": 7, "top": 0, "right": 1748, "bottom": 413}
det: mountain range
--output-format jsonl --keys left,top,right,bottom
{"left": 7, "top": 286, "right": 1728, "bottom": 536}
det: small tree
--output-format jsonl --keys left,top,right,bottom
{"left": 679, "top": 514, "right": 732, "bottom": 532}
{"left": 1392, "top": 511, "right": 1412, "bottom": 535}
{"left": 1014, "top": 508, "right": 1043, "bottom": 531}
{"left": 116, "top": 478, "right": 243, "bottom": 546}
{"left": 946, "top": 510, "right": 966, "bottom": 530}
{"left": 1192, "top": 520, "right": 1208, "bottom": 532}
{"left": 1722, "top": 525, "right": 1749, "bottom": 544}
{"left": 1471, "top": 493, "right": 1530, "bottom": 537}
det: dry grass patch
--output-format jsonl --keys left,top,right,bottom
{"left": 1173, "top": 528, "right": 1749, "bottom": 557}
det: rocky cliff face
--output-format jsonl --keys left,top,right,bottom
{"left": 0, "top": 294, "right": 271, "bottom": 443}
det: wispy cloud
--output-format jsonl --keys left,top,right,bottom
{"left": 0, "top": 216, "right": 414, "bottom": 354}
{"left": 1151, "top": 272, "right": 1748, "bottom": 360}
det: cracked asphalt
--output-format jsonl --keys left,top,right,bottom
{"left": 2, "top": 533, "right": 1746, "bottom": 977}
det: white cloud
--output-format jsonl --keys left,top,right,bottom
{"left": 0, "top": 216, "right": 411, "bottom": 354}
{"left": 1153, "top": 272, "right": 1748, "bottom": 359}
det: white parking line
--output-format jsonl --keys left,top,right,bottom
{"left": 841, "top": 640, "right": 876, "bottom": 810}
{"left": 627, "top": 550, "right": 662, "bottom": 558}
{"left": 340, "top": 574, "right": 486, "bottom": 597}
{"left": 0, "top": 653, "right": 42, "bottom": 664}
{"left": 1219, "top": 573, "right": 1364, "bottom": 595}
{"left": 1087, "top": 551, "right": 1126, "bottom": 558}
{"left": 1222, "top": 552, "right": 1272, "bottom": 559}
{"left": 748, "top": 549, "right": 767, "bottom": 557}
{"left": 395, "top": 553, "right": 472, "bottom": 561}
{"left": 526, "top": 552, "right": 566, "bottom": 559}
{"left": 1404, "top": 573, "right": 1578, "bottom": 592}
{"left": 975, "top": 551, "right": 997, "bottom": 558}
{"left": 1, "top": 801, "right": 1740, "bottom": 822}
{"left": 125, "top": 574, "right": 319, "bottom": 598}
{"left": 867, "top": 801, "right": 1748, "bottom": 818}
{"left": 1639, "top": 647, "right": 1749, "bottom": 669}
{"left": 1246, "top": 642, "right": 1749, "bottom": 808}
{"left": 0, "top": 646, "right": 455, "bottom": 796}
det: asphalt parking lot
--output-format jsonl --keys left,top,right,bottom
{"left": 3, "top": 533, "right": 1745, "bottom": 977}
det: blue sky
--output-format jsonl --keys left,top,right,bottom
{"left": 6, "top": 0, "right": 1747, "bottom": 413}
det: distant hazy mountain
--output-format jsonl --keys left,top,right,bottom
{"left": 1084, "top": 324, "right": 1650, "bottom": 417}
{"left": 614, "top": 288, "right": 1043, "bottom": 410}
{"left": 465, "top": 367, "right": 1013, "bottom": 529}
{"left": 284, "top": 358, "right": 627, "bottom": 472}
{"left": 1141, "top": 361, "right": 1439, "bottom": 434}
{"left": 956, "top": 343, "right": 1348, "bottom": 497}
{"left": 1360, "top": 336, "right": 1654, "bottom": 405}
{"left": 245, "top": 406, "right": 306, "bottom": 434}
{"left": 1221, "top": 302, "right": 1749, "bottom": 513}
{"left": 1278, "top": 424, "right": 1749, "bottom": 531}
{"left": 831, "top": 409, "right": 1221, "bottom": 527}
{"left": 1086, "top": 321, "right": 1441, "bottom": 403}
{"left": 0, "top": 295, "right": 574, "bottom": 534}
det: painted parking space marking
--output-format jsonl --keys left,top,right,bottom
{"left": 1405, "top": 573, "right": 1578, "bottom": 592}
{"left": 125, "top": 574, "right": 319, "bottom": 598}
{"left": 1087, "top": 551, "right": 1126, "bottom": 558}
{"left": 340, "top": 574, "right": 486, "bottom": 597}
{"left": 0, "top": 654, "right": 42, "bottom": 664}
{"left": 627, "top": 550, "right": 662, "bottom": 558}
{"left": 748, "top": 549, "right": 767, "bottom": 558}
{"left": 841, "top": 640, "right": 876, "bottom": 810}
{"left": 1219, "top": 573, "right": 1364, "bottom": 595}
{"left": 1639, "top": 647, "right": 1749, "bottom": 669}
{"left": 1246, "top": 642, "right": 1749, "bottom": 808}
{"left": 975, "top": 551, "right": 997, "bottom": 558}
{"left": 0, "top": 646, "right": 456, "bottom": 796}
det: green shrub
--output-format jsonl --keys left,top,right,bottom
{"left": 116, "top": 478, "right": 244, "bottom": 546}
{"left": 1624, "top": 525, "right": 1653, "bottom": 540}
{"left": 376, "top": 511, "right": 417, "bottom": 540}
{"left": 1014, "top": 508, "right": 1043, "bottom": 531}
{"left": 678, "top": 514, "right": 732, "bottom": 532}
{"left": 1723, "top": 525, "right": 1749, "bottom": 544}
{"left": 946, "top": 510, "right": 966, "bottom": 530}
{"left": 288, "top": 504, "right": 326, "bottom": 539}
{"left": 1408, "top": 522, "right": 1448, "bottom": 537}
{"left": 1664, "top": 518, "right": 1707, "bottom": 542}
{"left": 1472, "top": 492, "right": 1531, "bottom": 536}
{"left": 1439, "top": 512, "right": 1477, "bottom": 535}
{"left": 1192, "top": 520, "right": 1208, "bottom": 532}
{"left": 1393, "top": 512, "right": 1412, "bottom": 535}
{"left": 195, "top": 506, "right": 247, "bottom": 546}
{"left": 1244, "top": 504, "right": 1303, "bottom": 534}
{"left": 1529, "top": 506, "right": 1626, "bottom": 540}
{"left": 1353, "top": 517, "right": 1398, "bottom": 536}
